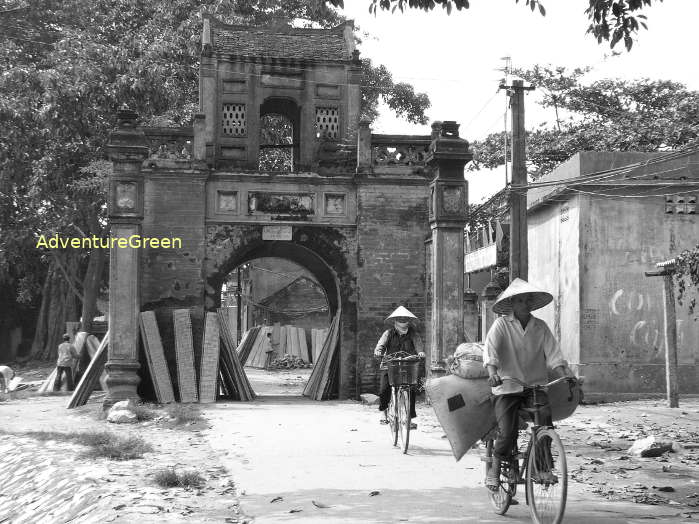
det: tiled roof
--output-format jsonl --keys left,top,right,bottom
{"left": 209, "top": 18, "right": 352, "bottom": 61}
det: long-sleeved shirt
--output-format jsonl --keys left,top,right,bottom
{"left": 56, "top": 342, "right": 79, "bottom": 367}
{"left": 483, "top": 314, "right": 566, "bottom": 395}
{"left": 375, "top": 328, "right": 423, "bottom": 357}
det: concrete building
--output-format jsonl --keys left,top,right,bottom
{"left": 465, "top": 149, "right": 699, "bottom": 398}
{"left": 528, "top": 150, "right": 699, "bottom": 398}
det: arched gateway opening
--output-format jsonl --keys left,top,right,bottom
{"left": 212, "top": 242, "right": 340, "bottom": 397}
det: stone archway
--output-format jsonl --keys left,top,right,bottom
{"left": 204, "top": 224, "right": 355, "bottom": 399}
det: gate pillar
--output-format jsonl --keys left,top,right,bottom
{"left": 104, "top": 107, "right": 148, "bottom": 407}
{"left": 426, "top": 121, "right": 472, "bottom": 373}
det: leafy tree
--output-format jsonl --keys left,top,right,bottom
{"left": 328, "top": 0, "right": 661, "bottom": 51}
{"left": 469, "top": 66, "right": 699, "bottom": 179}
{"left": 675, "top": 246, "right": 699, "bottom": 318}
{"left": 0, "top": 0, "right": 429, "bottom": 359}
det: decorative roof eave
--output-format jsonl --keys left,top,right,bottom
{"left": 214, "top": 53, "right": 353, "bottom": 66}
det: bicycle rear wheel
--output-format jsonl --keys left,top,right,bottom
{"left": 484, "top": 440, "right": 515, "bottom": 514}
{"left": 387, "top": 388, "right": 398, "bottom": 447}
{"left": 397, "top": 387, "right": 411, "bottom": 454}
{"left": 526, "top": 427, "right": 567, "bottom": 524}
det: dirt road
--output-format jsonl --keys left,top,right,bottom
{"left": 1, "top": 365, "right": 697, "bottom": 523}
{"left": 204, "top": 394, "right": 692, "bottom": 523}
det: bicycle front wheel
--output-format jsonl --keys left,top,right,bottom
{"left": 398, "top": 387, "right": 411, "bottom": 454}
{"left": 526, "top": 427, "right": 567, "bottom": 524}
{"left": 387, "top": 388, "right": 398, "bottom": 447}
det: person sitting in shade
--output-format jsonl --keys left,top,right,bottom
{"left": 483, "top": 278, "right": 573, "bottom": 490}
{"left": 373, "top": 306, "right": 425, "bottom": 428}
{"left": 54, "top": 334, "right": 79, "bottom": 392}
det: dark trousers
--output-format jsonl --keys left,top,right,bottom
{"left": 493, "top": 391, "right": 552, "bottom": 460}
{"left": 378, "top": 371, "right": 417, "bottom": 419}
{"left": 54, "top": 366, "right": 74, "bottom": 391}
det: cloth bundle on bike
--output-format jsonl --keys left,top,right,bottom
{"left": 447, "top": 343, "right": 489, "bottom": 379}
{"left": 426, "top": 372, "right": 583, "bottom": 461}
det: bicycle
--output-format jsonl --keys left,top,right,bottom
{"left": 482, "top": 375, "right": 578, "bottom": 524}
{"left": 379, "top": 351, "right": 423, "bottom": 454}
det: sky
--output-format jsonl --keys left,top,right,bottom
{"left": 337, "top": 0, "right": 699, "bottom": 203}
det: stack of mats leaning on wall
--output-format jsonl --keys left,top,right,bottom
{"left": 65, "top": 308, "right": 257, "bottom": 408}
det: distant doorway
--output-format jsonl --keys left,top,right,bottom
{"left": 219, "top": 257, "right": 331, "bottom": 396}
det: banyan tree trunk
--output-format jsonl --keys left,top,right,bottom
{"left": 30, "top": 258, "right": 80, "bottom": 361}
{"left": 80, "top": 246, "right": 105, "bottom": 333}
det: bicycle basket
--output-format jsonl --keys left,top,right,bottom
{"left": 387, "top": 359, "right": 421, "bottom": 386}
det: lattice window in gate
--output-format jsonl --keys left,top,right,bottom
{"left": 222, "top": 104, "right": 246, "bottom": 136}
{"left": 315, "top": 107, "right": 339, "bottom": 139}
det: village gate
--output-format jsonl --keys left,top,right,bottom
{"left": 102, "top": 17, "right": 472, "bottom": 405}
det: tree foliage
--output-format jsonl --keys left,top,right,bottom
{"left": 469, "top": 66, "right": 699, "bottom": 179}
{"left": 675, "top": 245, "right": 699, "bottom": 317}
{"left": 0, "top": 0, "right": 430, "bottom": 358}
{"left": 330, "top": 0, "right": 662, "bottom": 51}
{"left": 361, "top": 59, "right": 430, "bottom": 125}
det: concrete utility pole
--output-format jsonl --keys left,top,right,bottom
{"left": 644, "top": 259, "right": 679, "bottom": 408}
{"left": 500, "top": 79, "right": 534, "bottom": 282}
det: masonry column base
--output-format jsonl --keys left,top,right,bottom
{"left": 102, "top": 361, "right": 141, "bottom": 409}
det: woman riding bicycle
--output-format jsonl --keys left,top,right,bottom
{"left": 374, "top": 306, "right": 425, "bottom": 427}
{"left": 483, "top": 278, "right": 573, "bottom": 490}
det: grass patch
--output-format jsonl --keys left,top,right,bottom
{"left": 165, "top": 403, "right": 202, "bottom": 426}
{"left": 4, "top": 429, "right": 152, "bottom": 460}
{"left": 153, "top": 467, "right": 205, "bottom": 488}
{"left": 133, "top": 403, "right": 160, "bottom": 422}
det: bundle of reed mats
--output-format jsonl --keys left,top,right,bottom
{"left": 199, "top": 312, "right": 220, "bottom": 403}
{"left": 310, "top": 328, "right": 329, "bottom": 364}
{"left": 236, "top": 325, "right": 261, "bottom": 364}
{"left": 303, "top": 313, "right": 340, "bottom": 400}
{"left": 173, "top": 309, "right": 198, "bottom": 403}
{"left": 67, "top": 331, "right": 109, "bottom": 409}
{"left": 217, "top": 311, "right": 255, "bottom": 401}
{"left": 139, "top": 311, "right": 175, "bottom": 403}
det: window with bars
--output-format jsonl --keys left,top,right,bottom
{"left": 315, "top": 107, "right": 339, "bottom": 139}
{"left": 665, "top": 194, "right": 697, "bottom": 214}
{"left": 222, "top": 103, "right": 246, "bottom": 136}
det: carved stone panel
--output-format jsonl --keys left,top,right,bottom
{"left": 116, "top": 182, "right": 137, "bottom": 211}
{"left": 248, "top": 191, "right": 315, "bottom": 219}
{"left": 217, "top": 191, "right": 238, "bottom": 214}
{"left": 442, "top": 186, "right": 463, "bottom": 214}
{"left": 324, "top": 193, "right": 346, "bottom": 215}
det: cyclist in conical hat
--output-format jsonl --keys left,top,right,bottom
{"left": 483, "top": 278, "right": 572, "bottom": 490}
{"left": 374, "top": 306, "right": 425, "bottom": 427}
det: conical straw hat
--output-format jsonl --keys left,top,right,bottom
{"left": 385, "top": 306, "right": 418, "bottom": 321}
{"left": 492, "top": 278, "right": 553, "bottom": 315}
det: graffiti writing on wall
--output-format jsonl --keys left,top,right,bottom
{"left": 609, "top": 288, "right": 686, "bottom": 351}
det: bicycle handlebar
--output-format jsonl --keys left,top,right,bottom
{"left": 500, "top": 375, "right": 577, "bottom": 389}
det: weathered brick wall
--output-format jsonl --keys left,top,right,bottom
{"left": 140, "top": 171, "right": 208, "bottom": 399}
{"left": 355, "top": 178, "right": 430, "bottom": 395}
